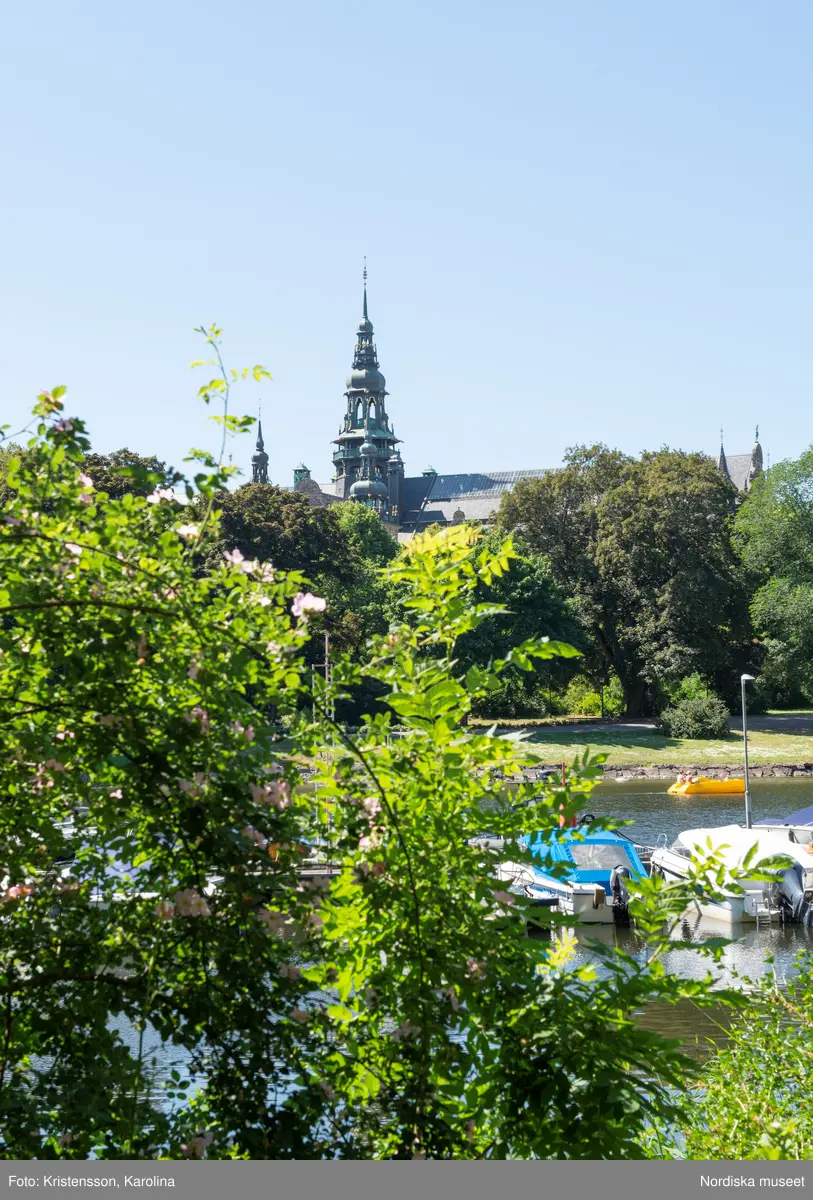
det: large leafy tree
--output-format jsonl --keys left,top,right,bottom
{"left": 735, "top": 448, "right": 813, "bottom": 703}
{"left": 499, "top": 446, "right": 756, "bottom": 715}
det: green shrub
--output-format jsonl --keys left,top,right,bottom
{"left": 659, "top": 691, "right": 730, "bottom": 739}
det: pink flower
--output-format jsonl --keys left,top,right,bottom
{"left": 232, "top": 721, "right": 255, "bottom": 742}
{"left": 164, "top": 587, "right": 180, "bottom": 601}
{"left": 257, "top": 907, "right": 286, "bottom": 933}
{"left": 181, "top": 1132, "right": 213, "bottom": 1158}
{"left": 78, "top": 493, "right": 93, "bottom": 505}
{"left": 109, "top": 788, "right": 123, "bottom": 799}
{"left": 44, "top": 758, "right": 65, "bottom": 772}
{"left": 78, "top": 473, "right": 93, "bottom": 488}
{"left": 2, "top": 515, "right": 23, "bottom": 527}
{"left": 290, "top": 1007, "right": 310, "bottom": 1024}
{"left": 54, "top": 418, "right": 74, "bottom": 433}
{"left": 55, "top": 730, "right": 75, "bottom": 741}
{"left": 224, "top": 548, "right": 245, "bottom": 566}
{"left": 241, "top": 824, "right": 267, "bottom": 849}
{"left": 256, "top": 563, "right": 275, "bottom": 582}
{"left": 66, "top": 543, "right": 82, "bottom": 556}
{"left": 3, "top": 884, "right": 34, "bottom": 901}
{"left": 185, "top": 706, "right": 209, "bottom": 732}
{"left": 173, "top": 888, "right": 211, "bottom": 917}
{"left": 465, "top": 959, "right": 486, "bottom": 980}
{"left": 492, "top": 890, "right": 514, "bottom": 907}
{"left": 155, "top": 900, "right": 175, "bottom": 920}
{"left": 178, "top": 779, "right": 199, "bottom": 797}
{"left": 278, "top": 963, "right": 301, "bottom": 981}
{"left": 250, "top": 780, "right": 290, "bottom": 811}
{"left": 177, "top": 524, "right": 200, "bottom": 540}
{"left": 146, "top": 487, "right": 175, "bottom": 504}
{"left": 362, "top": 797, "right": 382, "bottom": 816}
{"left": 291, "top": 592, "right": 327, "bottom": 618}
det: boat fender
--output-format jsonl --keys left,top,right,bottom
{"left": 778, "top": 865, "right": 813, "bottom": 926}
{"left": 592, "top": 884, "right": 606, "bottom": 910}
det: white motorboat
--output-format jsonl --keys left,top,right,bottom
{"left": 650, "top": 824, "right": 813, "bottom": 924}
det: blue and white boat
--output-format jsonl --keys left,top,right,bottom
{"left": 498, "top": 822, "right": 648, "bottom": 924}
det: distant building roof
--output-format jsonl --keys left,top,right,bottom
{"left": 400, "top": 468, "right": 550, "bottom": 531}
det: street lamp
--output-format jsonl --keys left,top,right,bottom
{"left": 741, "top": 674, "right": 755, "bottom": 828}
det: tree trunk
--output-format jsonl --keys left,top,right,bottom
{"left": 622, "top": 676, "right": 648, "bottom": 718}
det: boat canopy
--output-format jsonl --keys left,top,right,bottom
{"left": 522, "top": 826, "right": 646, "bottom": 881}
{"left": 756, "top": 803, "right": 813, "bottom": 828}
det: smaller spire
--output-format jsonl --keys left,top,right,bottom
{"left": 363, "top": 256, "right": 368, "bottom": 320}
{"left": 755, "top": 424, "right": 760, "bottom": 443}
{"left": 717, "top": 427, "right": 729, "bottom": 478}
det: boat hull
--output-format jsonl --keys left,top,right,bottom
{"left": 650, "top": 849, "right": 781, "bottom": 924}
{"left": 497, "top": 861, "right": 617, "bottom": 924}
{"left": 667, "top": 778, "right": 745, "bottom": 796}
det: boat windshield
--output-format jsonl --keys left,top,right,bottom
{"left": 568, "top": 843, "right": 636, "bottom": 870}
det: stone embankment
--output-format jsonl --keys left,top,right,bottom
{"left": 532, "top": 764, "right": 813, "bottom": 781}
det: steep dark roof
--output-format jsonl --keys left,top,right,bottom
{"left": 400, "top": 468, "right": 549, "bottom": 531}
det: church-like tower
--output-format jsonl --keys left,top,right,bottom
{"left": 332, "top": 268, "right": 403, "bottom": 522}
{"left": 251, "top": 419, "right": 269, "bottom": 484}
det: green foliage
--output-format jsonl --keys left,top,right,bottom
{"left": 499, "top": 446, "right": 757, "bottom": 716}
{"left": 736, "top": 450, "right": 813, "bottom": 706}
{"left": 457, "top": 535, "right": 586, "bottom": 719}
{"left": 563, "top": 673, "right": 625, "bottom": 717}
{"left": 0, "top": 346, "right": 772, "bottom": 1161}
{"left": 658, "top": 679, "right": 730, "bottom": 739}
{"left": 81, "top": 449, "right": 180, "bottom": 500}
{"left": 670, "top": 954, "right": 813, "bottom": 1159}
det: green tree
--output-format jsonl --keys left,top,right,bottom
{"left": 0, "top": 367, "right": 745, "bottom": 1160}
{"left": 456, "top": 534, "right": 587, "bottom": 718}
{"left": 736, "top": 449, "right": 813, "bottom": 704}
{"left": 499, "top": 446, "right": 757, "bottom": 716}
{"left": 81, "top": 449, "right": 180, "bottom": 499}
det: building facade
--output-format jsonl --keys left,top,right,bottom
{"left": 275, "top": 278, "right": 765, "bottom": 533}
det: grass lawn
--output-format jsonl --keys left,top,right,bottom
{"left": 521, "top": 729, "right": 813, "bottom": 767}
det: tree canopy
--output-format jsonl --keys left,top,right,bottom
{"left": 736, "top": 448, "right": 813, "bottom": 703}
{"left": 498, "top": 446, "right": 757, "bottom": 715}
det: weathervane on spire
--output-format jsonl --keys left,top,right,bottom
{"left": 755, "top": 424, "right": 759, "bottom": 442}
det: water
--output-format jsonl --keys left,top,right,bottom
{"left": 590, "top": 775, "right": 813, "bottom": 846}
{"left": 563, "top": 777, "right": 813, "bottom": 1049}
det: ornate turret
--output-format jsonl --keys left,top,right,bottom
{"left": 332, "top": 263, "right": 401, "bottom": 516}
{"left": 251, "top": 418, "right": 269, "bottom": 484}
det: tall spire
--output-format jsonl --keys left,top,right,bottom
{"left": 251, "top": 406, "right": 269, "bottom": 484}
{"left": 717, "top": 426, "right": 729, "bottom": 478}
{"left": 363, "top": 257, "right": 368, "bottom": 320}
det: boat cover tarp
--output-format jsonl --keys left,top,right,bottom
{"left": 756, "top": 804, "right": 813, "bottom": 827}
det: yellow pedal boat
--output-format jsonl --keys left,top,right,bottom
{"left": 668, "top": 777, "right": 745, "bottom": 796}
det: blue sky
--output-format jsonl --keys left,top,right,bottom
{"left": 2, "top": 1, "right": 810, "bottom": 486}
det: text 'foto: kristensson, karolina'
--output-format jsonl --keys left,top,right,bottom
{"left": 9, "top": 1177, "right": 175, "bottom": 1188}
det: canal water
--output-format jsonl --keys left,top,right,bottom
{"left": 562, "top": 776, "right": 813, "bottom": 1051}
{"left": 92, "top": 779, "right": 813, "bottom": 1092}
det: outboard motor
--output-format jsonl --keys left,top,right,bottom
{"left": 778, "top": 865, "right": 813, "bottom": 926}
{"left": 610, "top": 865, "right": 632, "bottom": 922}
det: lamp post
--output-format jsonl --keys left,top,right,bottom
{"left": 741, "top": 674, "right": 755, "bottom": 828}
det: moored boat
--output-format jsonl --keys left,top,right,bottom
{"left": 498, "top": 822, "right": 648, "bottom": 925}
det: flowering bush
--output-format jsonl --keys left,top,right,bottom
{"left": 0, "top": 340, "right": 745, "bottom": 1160}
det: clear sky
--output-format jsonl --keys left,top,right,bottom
{"left": 2, "top": 1, "right": 811, "bottom": 487}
